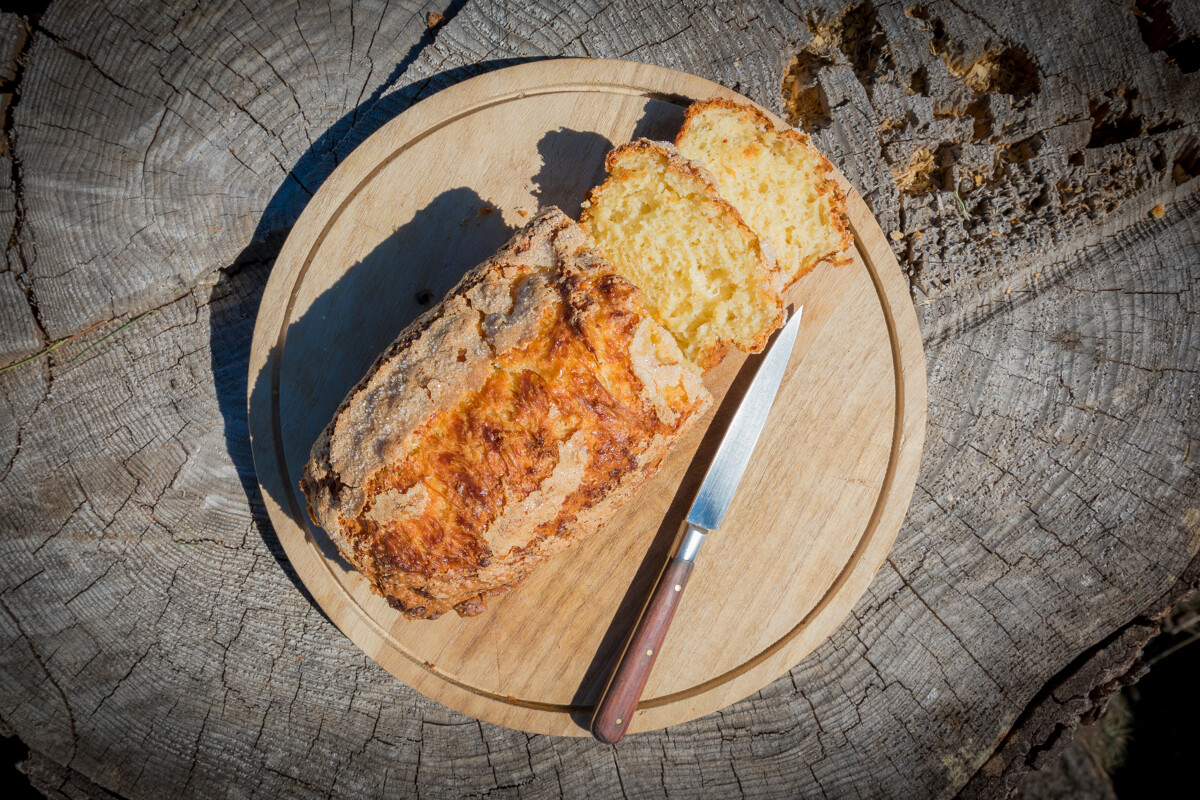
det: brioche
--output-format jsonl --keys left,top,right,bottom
{"left": 300, "top": 209, "right": 712, "bottom": 619}
{"left": 580, "top": 139, "right": 785, "bottom": 372}
{"left": 676, "top": 98, "right": 853, "bottom": 284}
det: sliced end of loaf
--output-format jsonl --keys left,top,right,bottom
{"left": 580, "top": 139, "right": 785, "bottom": 371}
{"left": 676, "top": 98, "right": 853, "bottom": 285}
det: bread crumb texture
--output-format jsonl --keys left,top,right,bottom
{"left": 301, "top": 209, "right": 712, "bottom": 619}
{"left": 581, "top": 139, "right": 785, "bottom": 371}
{"left": 676, "top": 98, "right": 853, "bottom": 284}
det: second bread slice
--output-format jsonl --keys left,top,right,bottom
{"left": 676, "top": 99, "right": 853, "bottom": 285}
{"left": 580, "top": 139, "right": 785, "bottom": 372}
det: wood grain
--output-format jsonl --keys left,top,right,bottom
{"left": 247, "top": 58, "right": 927, "bottom": 736}
{"left": 1, "top": 1, "right": 1198, "bottom": 797}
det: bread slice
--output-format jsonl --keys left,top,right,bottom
{"left": 676, "top": 98, "right": 853, "bottom": 285}
{"left": 301, "top": 208, "right": 712, "bottom": 619}
{"left": 580, "top": 139, "right": 785, "bottom": 372}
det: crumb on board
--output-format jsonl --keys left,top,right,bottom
{"left": 478, "top": 204, "right": 495, "bottom": 216}
{"left": 426, "top": 11, "right": 444, "bottom": 29}
{"left": 889, "top": 230, "right": 904, "bottom": 241}
{"left": 1151, "top": 204, "right": 1165, "bottom": 218}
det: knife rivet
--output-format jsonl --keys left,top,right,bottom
{"left": 646, "top": 649, "right": 653, "bottom": 656}
{"left": 615, "top": 718, "right": 622, "bottom": 725}
{"left": 674, "top": 584, "right": 681, "bottom": 592}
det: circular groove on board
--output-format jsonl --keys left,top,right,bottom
{"left": 248, "top": 59, "right": 926, "bottom": 734}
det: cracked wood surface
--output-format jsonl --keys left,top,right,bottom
{"left": 0, "top": 0, "right": 1197, "bottom": 797}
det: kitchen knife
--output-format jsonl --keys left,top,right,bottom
{"left": 590, "top": 306, "right": 804, "bottom": 744}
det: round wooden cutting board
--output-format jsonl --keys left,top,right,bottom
{"left": 247, "top": 59, "right": 926, "bottom": 737}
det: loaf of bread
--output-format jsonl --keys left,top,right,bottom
{"left": 675, "top": 99, "right": 853, "bottom": 284}
{"left": 300, "top": 209, "right": 712, "bottom": 619}
{"left": 580, "top": 139, "right": 786, "bottom": 371}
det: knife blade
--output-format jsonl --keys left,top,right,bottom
{"left": 688, "top": 307, "right": 803, "bottom": 531}
{"left": 591, "top": 306, "right": 803, "bottom": 744}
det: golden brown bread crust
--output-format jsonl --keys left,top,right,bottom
{"left": 300, "top": 208, "right": 712, "bottom": 619}
{"left": 579, "top": 138, "right": 786, "bottom": 371}
{"left": 676, "top": 98, "right": 854, "bottom": 283}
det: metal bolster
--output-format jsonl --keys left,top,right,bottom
{"left": 674, "top": 523, "right": 708, "bottom": 562}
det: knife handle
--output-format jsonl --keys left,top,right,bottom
{"left": 591, "top": 555, "right": 695, "bottom": 744}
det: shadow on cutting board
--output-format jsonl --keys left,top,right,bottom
{"left": 531, "top": 127, "right": 613, "bottom": 218}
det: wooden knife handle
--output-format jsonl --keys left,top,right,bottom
{"left": 591, "top": 556, "right": 694, "bottom": 744}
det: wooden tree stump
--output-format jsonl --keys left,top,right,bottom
{"left": 1, "top": 0, "right": 1197, "bottom": 797}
